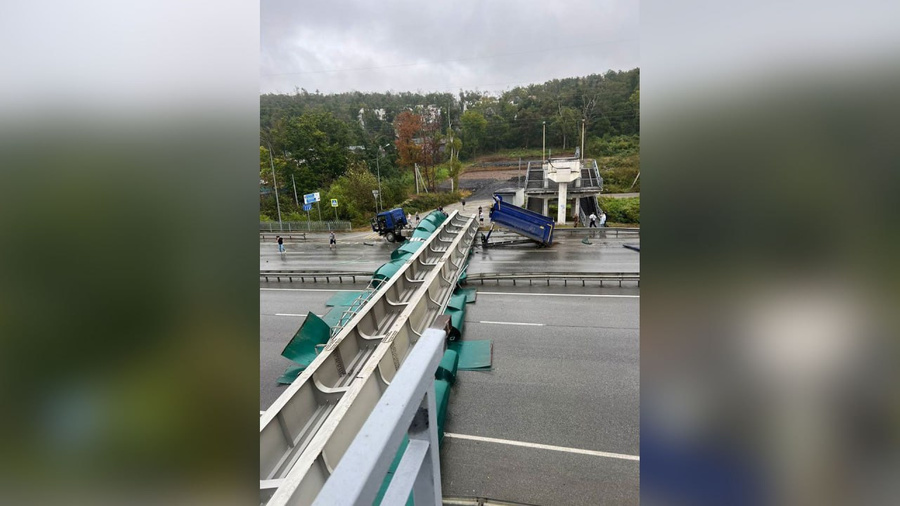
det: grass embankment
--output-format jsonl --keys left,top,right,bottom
{"left": 399, "top": 191, "right": 471, "bottom": 214}
{"left": 598, "top": 196, "right": 639, "bottom": 224}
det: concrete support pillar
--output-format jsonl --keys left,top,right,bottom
{"left": 557, "top": 182, "right": 568, "bottom": 225}
{"left": 542, "top": 197, "right": 549, "bottom": 217}
{"left": 575, "top": 197, "right": 581, "bottom": 220}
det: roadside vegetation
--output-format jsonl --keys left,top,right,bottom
{"left": 260, "top": 69, "right": 639, "bottom": 227}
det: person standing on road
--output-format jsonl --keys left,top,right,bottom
{"left": 478, "top": 208, "right": 485, "bottom": 226}
{"left": 407, "top": 212, "right": 413, "bottom": 228}
{"left": 329, "top": 231, "right": 336, "bottom": 250}
{"left": 461, "top": 199, "right": 466, "bottom": 210}
{"left": 276, "top": 235, "right": 285, "bottom": 256}
{"left": 415, "top": 212, "right": 420, "bottom": 226}
{"left": 589, "top": 212, "right": 597, "bottom": 228}
{"left": 599, "top": 211, "right": 607, "bottom": 227}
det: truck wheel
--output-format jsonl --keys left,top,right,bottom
{"left": 386, "top": 231, "right": 396, "bottom": 243}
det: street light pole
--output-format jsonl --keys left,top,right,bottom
{"left": 376, "top": 151, "right": 382, "bottom": 211}
{"left": 542, "top": 121, "right": 546, "bottom": 165}
{"left": 376, "top": 142, "right": 389, "bottom": 210}
{"left": 266, "top": 139, "right": 283, "bottom": 231}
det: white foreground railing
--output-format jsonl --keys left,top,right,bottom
{"left": 313, "top": 327, "right": 446, "bottom": 506}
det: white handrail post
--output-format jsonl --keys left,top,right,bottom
{"left": 312, "top": 328, "right": 446, "bottom": 506}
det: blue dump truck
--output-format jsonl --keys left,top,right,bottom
{"left": 371, "top": 208, "right": 408, "bottom": 242}
{"left": 483, "top": 194, "right": 555, "bottom": 247}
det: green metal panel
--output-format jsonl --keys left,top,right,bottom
{"left": 324, "top": 291, "right": 366, "bottom": 307}
{"left": 444, "top": 306, "right": 465, "bottom": 336}
{"left": 276, "top": 364, "right": 305, "bottom": 385}
{"left": 435, "top": 379, "right": 451, "bottom": 443}
{"left": 447, "top": 291, "right": 467, "bottom": 311}
{"left": 455, "top": 287, "right": 477, "bottom": 303}
{"left": 448, "top": 340, "right": 493, "bottom": 371}
{"left": 281, "top": 312, "right": 330, "bottom": 365}
{"left": 435, "top": 349, "right": 459, "bottom": 385}
{"left": 372, "top": 259, "right": 405, "bottom": 286}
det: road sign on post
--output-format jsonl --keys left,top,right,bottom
{"left": 302, "top": 203, "right": 312, "bottom": 230}
{"left": 331, "top": 199, "right": 338, "bottom": 207}
{"left": 372, "top": 190, "right": 380, "bottom": 213}
{"left": 303, "top": 192, "right": 321, "bottom": 205}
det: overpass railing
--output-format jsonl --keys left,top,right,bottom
{"left": 312, "top": 327, "right": 446, "bottom": 506}
{"left": 261, "top": 221, "right": 352, "bottom": 232}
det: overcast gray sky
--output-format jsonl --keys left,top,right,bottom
{"left": 260, "top": 0, "right": 639, "bottom": 95}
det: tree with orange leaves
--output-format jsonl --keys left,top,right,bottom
{"left": 393, "top": 111, "right": 423, "bottom": 172}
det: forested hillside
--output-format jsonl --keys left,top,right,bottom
{"left": 260, "top": 69, "right": 639, "bottom": 224}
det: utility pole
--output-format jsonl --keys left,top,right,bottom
{"left": 580, "top": 119, "right": 586, "bottom": 163}
{"left": 376, "top": 143, "right": 388, "bottom": 210}
{"left": 542, "top": 121, "right": 546, "bottom": 165}
{"left": 375, "top": 153, "right": 382, "bottom": 209}
{"left": 291, "top": 174, "right": 299, "bottom": 206}
{"left": 518, "top": 158, "right": 522, "bottom": 187}
{"left": 267, "top": 140, "right": 283, "bottom": 231}
{"left": 415, "top": 163, "right": 420, "bottom": 194}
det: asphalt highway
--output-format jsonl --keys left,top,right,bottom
{"left": 259, "top": 233, "right": 639, "bottom": 505}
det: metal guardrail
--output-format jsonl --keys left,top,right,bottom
{"left": 260, "top": 210, "right": 478, "bottom": 506}
{"left": 465, "top": 271, "right": 640, "bottom": 287}
{"left": 313, "top": 327, "right": 446, "bottom": 506}
{"left": 261, "top": 232, "right": 307, "bottom": 241}
{"left": 553, "top": 227, "right": 639, "bottom": 238}
{"left": 261, "top": 221, "right": 352, "bottom": 232}
{"left": 260, "top": 270, "right": 371, "bottom": 283}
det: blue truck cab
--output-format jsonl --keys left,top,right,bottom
{"left": 371, "top": 208, "right": 408, "bottom": 243}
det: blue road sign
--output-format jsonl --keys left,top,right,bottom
{"left": 303, "top": 192, "right": 320, "bottom": 205}
{"left": 302, "top": 203, "right": 312, "bottom": 211}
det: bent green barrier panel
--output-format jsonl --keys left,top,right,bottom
{"left": 320, "top": 308, "right": 346, "bottom": 328}
{"left": 436, "top": 349, "right": 459, "bottom": 385}
{"left": 435, "top": 379, "right": 451, "bottom": 443}
{"left": 371, "top": 259, "right": 405, "bottom": 287}
{"left": 410, "top": 211, "right": 447, "bottom": 239}
{"left": 455, "top": 286, "right": 477, "bottom": 303}
{"left": 390, "top": 240, "right": 421, "bottom": 260}
{"left": 448, "top": 340, "right": 493, "bottom": 371}
{"left": 277, "top": 312, "right": 331, "bottom": 384}
{"left": 324, "top": 291, "right": 367, "bottom": 307}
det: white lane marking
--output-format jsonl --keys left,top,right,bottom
{"left": 478, "top": 320, "right": 544, "bottom": 326}
{"left": 260, "top": 288, "right": 357, "bottom": 292}
{"left": 478, "top": 292, "right": 639, "bottom": 298}
{"left": 443, "top": 433, "right": 639, "bottom": 462}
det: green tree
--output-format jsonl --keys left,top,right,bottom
{"left": 460, "top": 110, "right": 487, "bottom": 159}
{"left": 446, "top": 136, "right": 463, "bottom": 191}
{"left": 281, "top": 112, "right": 354, "bottom": 188}
{"left": 325, "top": 161, "right": 379, "bottom": 223}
